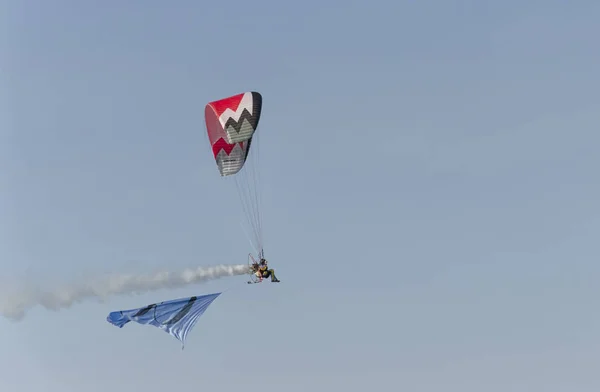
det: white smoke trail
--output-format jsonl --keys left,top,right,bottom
{"left": 0, "top": 264, "right": 250, "bottom": 321}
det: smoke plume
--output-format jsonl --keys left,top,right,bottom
{"left": 0, "top": 264, "right": 249, "bottom": 321}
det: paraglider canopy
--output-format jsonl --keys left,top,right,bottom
{"left": 204, "top": 91, "right": 265, "bottom": 257}
{"left": 205, "top": 91, "right": 262, "bottom": 176}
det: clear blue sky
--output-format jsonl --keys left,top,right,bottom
{"left": 2, "top": 1, "right": 600, "bottom": 391}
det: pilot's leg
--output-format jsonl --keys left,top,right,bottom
{"left": 269, "top": 269, "right": 280, "bottom": 282}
